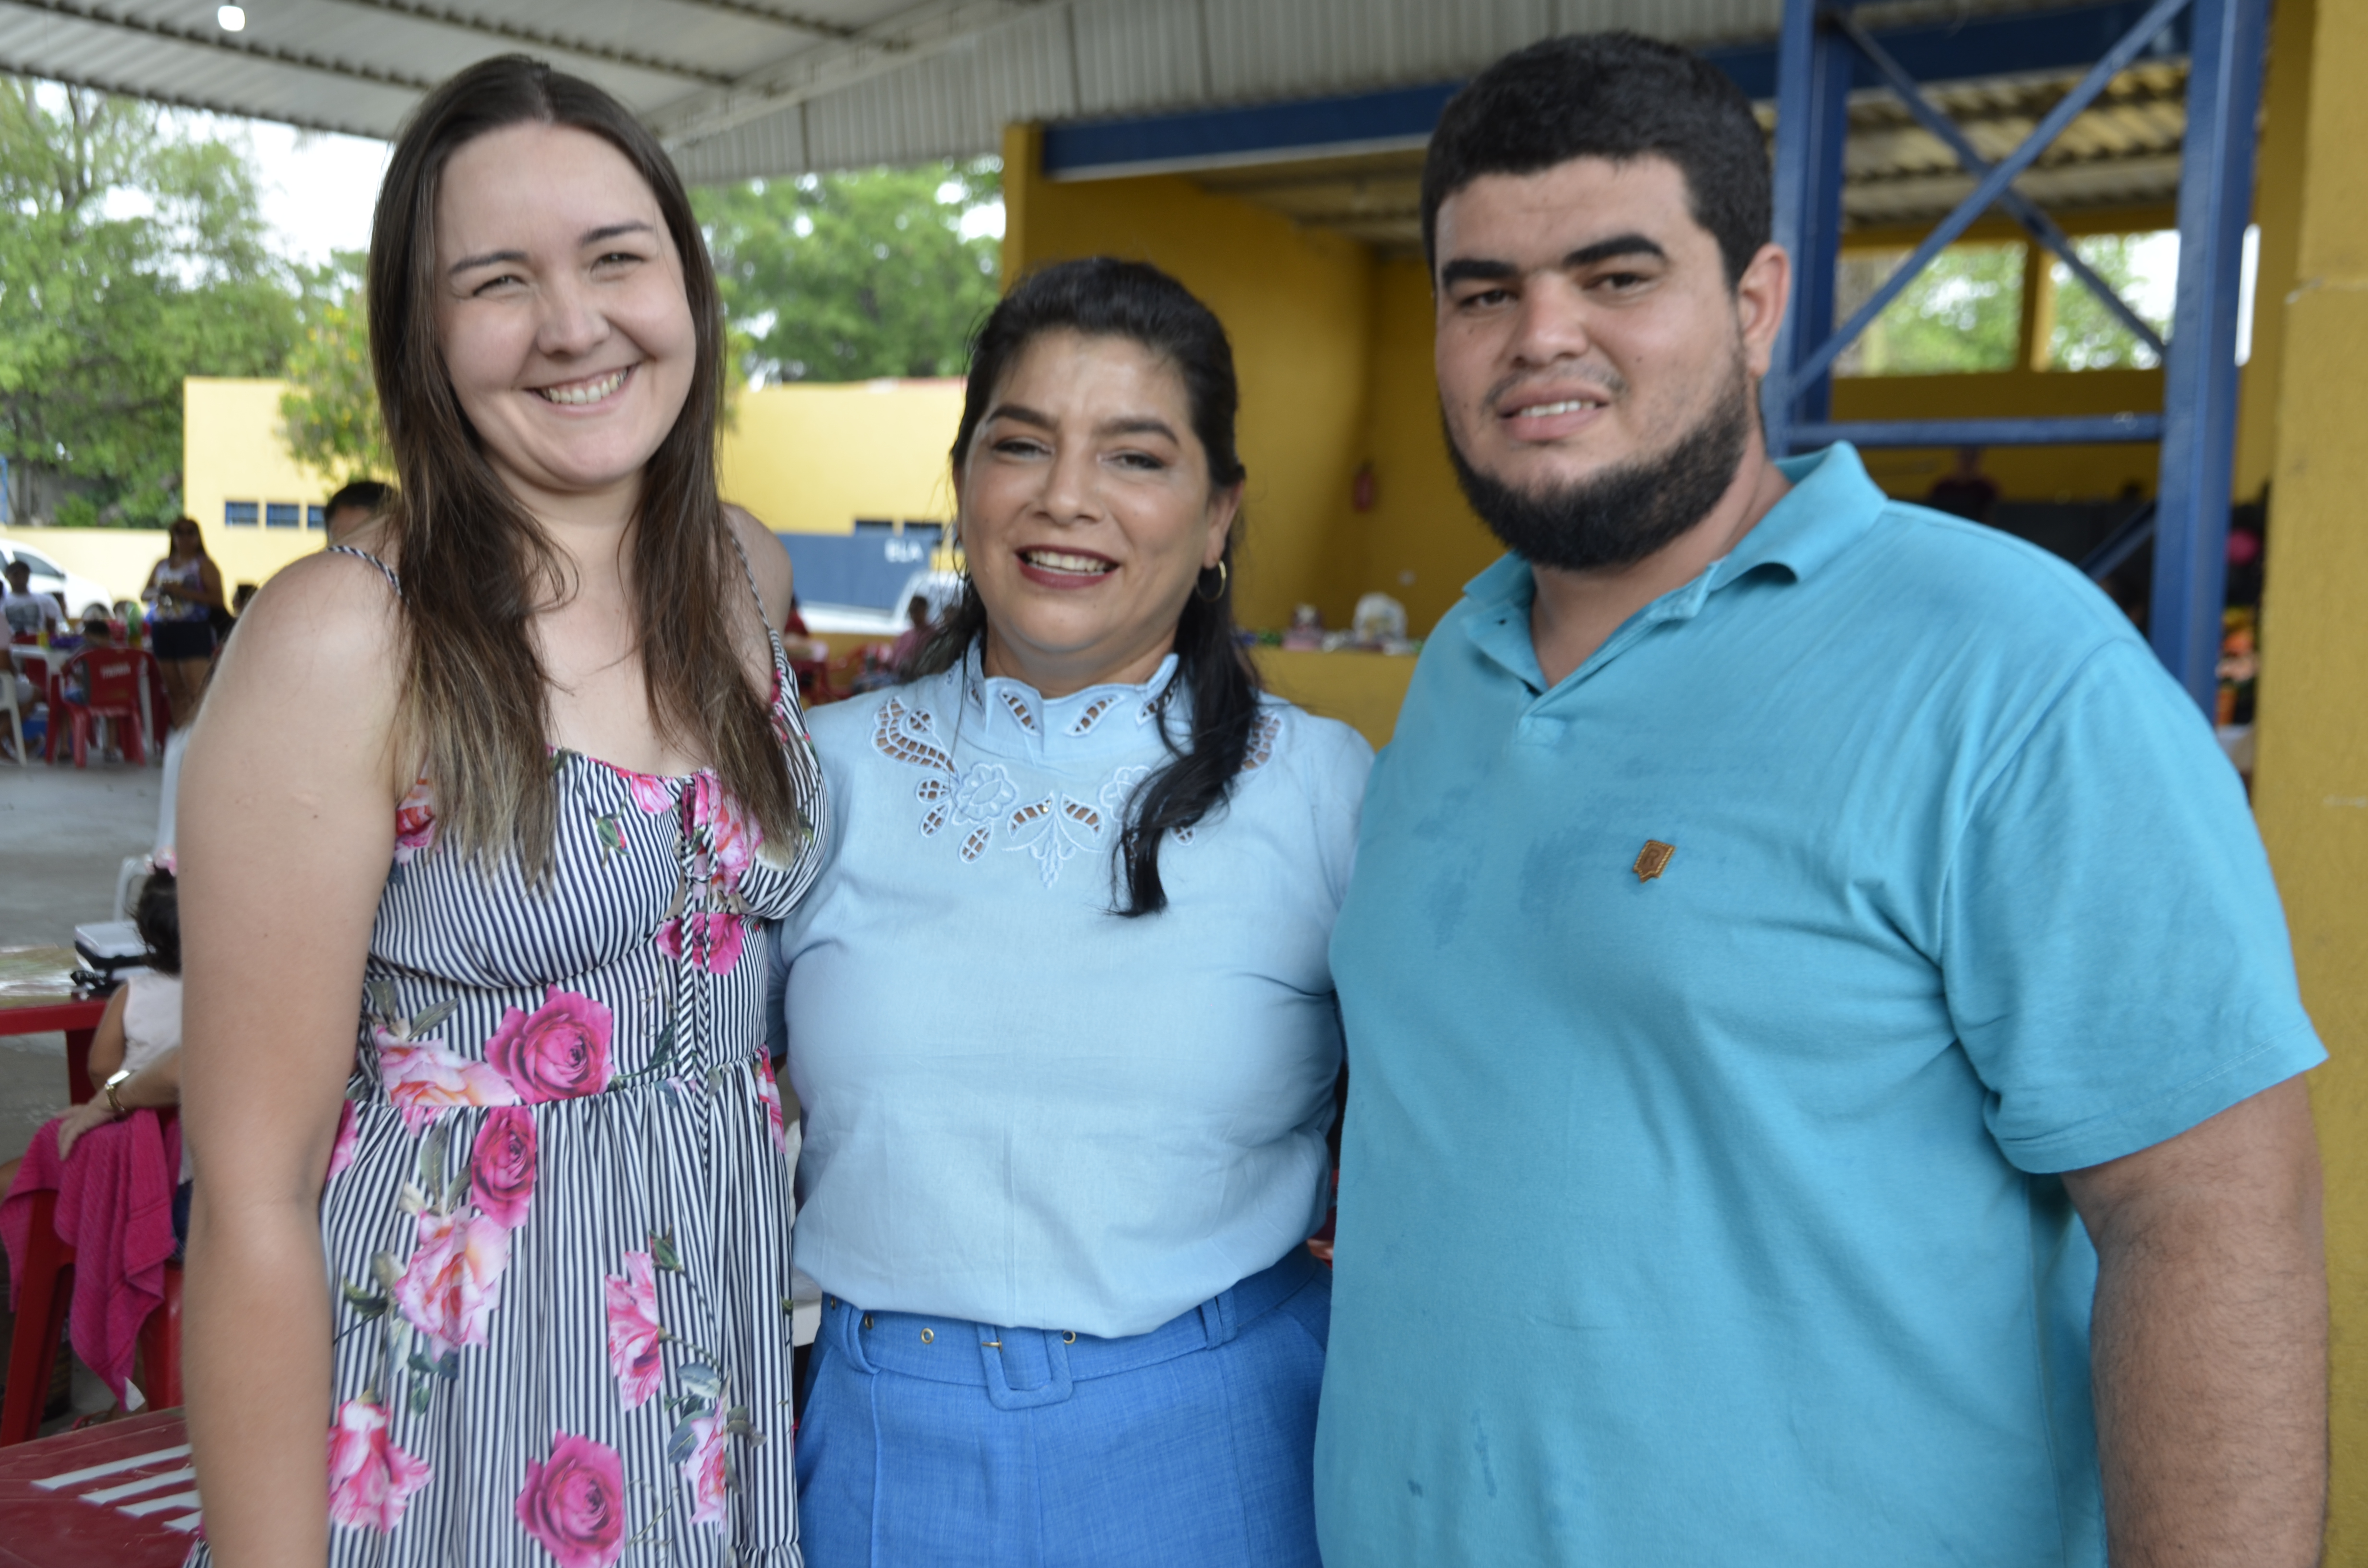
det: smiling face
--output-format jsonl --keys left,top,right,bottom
{"left": 1433, "top": 153, "right": 1784, "bottom": 527}
{"left": 432, "top": 122, "right": 696, "bottom": 520}
{"left": 956, "top": 330, "right": 1240, "bottom": 698}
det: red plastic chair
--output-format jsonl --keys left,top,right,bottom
{"left": 44, "top": 649, "right": 160, "bottom": 767}
{"left": 0, "top": 1190, "right": 182, "bottom": 1446}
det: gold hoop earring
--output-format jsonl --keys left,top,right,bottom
{"left": 1196, "top": 559, "right": 1229, "bottom": 603}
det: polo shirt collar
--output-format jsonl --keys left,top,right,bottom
{"left": 1457, "top": 443, "right": 1886, "bottom": 693}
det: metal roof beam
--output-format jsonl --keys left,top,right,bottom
{"left": 0, "top": 49, "right": 385, "bottom": 137}
{"left": 316, "top": 0, "right": 736, "bottom": 85}
{"left": 650, "top": 0, "right": 1044, "bottom": 151}
{"left": 0, "top": 0, "right": 441, "bottom": 92}
{"left": 659, "top": 0, "right": 859, "bottom": 40}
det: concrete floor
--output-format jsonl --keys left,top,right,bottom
{"left": 0, "top": 758, "right": 162, "bottom": 1166}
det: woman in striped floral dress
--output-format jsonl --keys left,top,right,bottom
{"left": 176, "top": 56, "right": 825, "bottom": 1566}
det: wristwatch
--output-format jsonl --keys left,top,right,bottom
{"left": 101, "top": 1067, "right": 131, "bottom": 1118}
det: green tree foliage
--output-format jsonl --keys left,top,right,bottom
{"left": 278, "top": 251, "right": 391, "bottom": 483}
{"left": 0, "top": 79, "right": 301, "bottom": 526}
{"left": 1835, "top": 241, "right": 2025, "bottom": 376}
{"left": 2049, "top": 233, "right": 2172, "bottom": 371}
{"left": 695, "top": 159, "right": 1000, "bottom": 384}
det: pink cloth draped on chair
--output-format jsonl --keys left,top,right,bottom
{"left": 1, "top": 1110, "right": 180, "bottom": 1408}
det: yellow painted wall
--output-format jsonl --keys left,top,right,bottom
{"left": 182, "top": 377, "right": 344, "bottom": 594}
{"left": 1002, "top": 124, "right": 1378, "bottom": 634}
{"left": 180, "top": 376, "right": 970, "bottom": 600}
{"left": 1337, "top": 254, "right": 1498, "bottom": 637}
{"left": 718, "top": 379, "right": 965, "bottom": 534}
{"left": 1253, "top": 647, "right": 1416, "bottom": 750}
{"left": 2249, "top": 0, "right": 2368, "bottom": 1551}
{"left": 0, "top": 525, "right": 173, "bottom": 604}
{"left": 1830, "top": 368, "right": 2165, "bottom": 501}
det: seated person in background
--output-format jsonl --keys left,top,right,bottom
{"left": 781, "top": 590, "right": 830, "bottom": 664}
{"left": 51, "top": 871, "right": 185, "bottom": 1190}
{"left": 3, "top": 560, "right": 61, "bottom": 726}
{"left": 321, "top": 478, "right": 393, "bottom": 548}
{"left": 1925, "top": 444, "right": 2000, "bottom": 524}
{"left": 1, "top": 869, "right": 190, "bottom": 1419}
{"left": 3, "top": 560, "right": 62, "bottom": 640}
{"left": 886, "top": 591, "right": 934, "bottom": 670}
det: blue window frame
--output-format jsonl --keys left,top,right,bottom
{"left": 307, "top": 505, "right": 326, "bottom": 529}
{"left": 224, "top": 501, "right": 259, "bottom": 527}
{"left": 265, "top": 502, "right": 300, "bottom": 528}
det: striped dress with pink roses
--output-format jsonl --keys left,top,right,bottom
{"left": 191, "top": 546, "right": 827, "bottom": 1568}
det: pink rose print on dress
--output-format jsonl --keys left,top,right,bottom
{"left": 515, "top": 1433, "right": 628, "bottom": 1568}
{"left": 378, "top": 1033, "right": 522, "bottom": 1134}
{"left": 680, "top": 1411, "right": 729, "bottom": 1530}
{"left": 469, "top": 1106, "right": 538, "bottom": 1229}
{"left": 624, "top": 771, "right": 675, "bottom": 816}
{"left": 602, "top": 1250, "right": 665, "bottom": 1408}
{"left": 325, "top": 1396, "right": 432, "bottom": 1531}
{"left": 393, "top": 778, "right": 437, "bottom": 865}
{"left": 654, "top": 909, "right": 747, "bottom": 976}
{"left": 752, "top": 1063, "right": 787, "bottom": 1156}
{"left": 393, "top": 1208, "right": 510, "bottom": 1358}
{"left": 686, "top": 772, "right": 761, "bottom": 892}
{"left": 486, "top": 991, "right": 616, "bottom": 1104}
{"left": 324, "top": 1102, "right": 359, "bottom": 1182}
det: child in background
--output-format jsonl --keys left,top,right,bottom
{"left": 50, "top": 871, "right": 188, "bottom": 1240}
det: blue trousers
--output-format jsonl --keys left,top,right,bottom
{"left": 795, "top": 1248, "right": 1330, "bottom": 1568}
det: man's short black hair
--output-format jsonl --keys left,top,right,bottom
{"left": 1422, "top": 32, "right": 1772, "bottom": 288}
{"left": 325, "top": 478, "right": 394, "bottom": 517}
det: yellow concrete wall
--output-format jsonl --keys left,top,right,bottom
{"left": 1002, "top": 124, "right": 1378, "bottom": 634}
{"left": 719, "top": 379, "right": 965, "bottom": 535}
{"left": 181, "top": 376, "right": 969, "bottom": 600}
{"left": 1253, "top": 647, "right": 1415, "bottom": 750}
{"left": 2249, "top": 0, "right": 2368, "bottom": 1551}
{"left": 0, "top": 526, "right": 173, "bottom": 604}
{"left": 1830, "top": 368, "right": 2165, "bottom": 501}
{"left": 182, "top": 377, "right": 345, "bottom": 594}
{"left": 1336, "top": 255, "right": 1498, "bottom": 637}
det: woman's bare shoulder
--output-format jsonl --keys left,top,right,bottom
{"left": 724, "top": 503, "right": 793, "bottom": 624}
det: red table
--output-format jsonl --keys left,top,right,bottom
{"left": 0, "top": 1410, "right": 196, "bottom": 1566}
{"left": 0, "top": 949, "right": 108, "bottom": 1103}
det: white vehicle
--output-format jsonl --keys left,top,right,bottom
{"left": 798, "top": 569, "right": 965, "bottom": 637}
{"left": 0, "top": 542, "right": 116, "bottom": 622}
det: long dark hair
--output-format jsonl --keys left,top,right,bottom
{"left": 135, "top": 869, "right": 180, "bottom": 977}
{"left": 367, "top": 55, "right": 801, "bottom": 878}
{"left": 913, "top": 257, "right": 1259, "bottom": 918}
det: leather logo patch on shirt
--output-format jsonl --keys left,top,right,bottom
{"left": 1633, "top": 840, "right": 1676, "bottom": 883}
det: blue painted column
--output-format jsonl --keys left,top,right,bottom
{"left": 2151, "top": 0, "right": 2269, "bottom": 710}
{"left": 1764, "top": 0, "right": 1855, "bottom": 456}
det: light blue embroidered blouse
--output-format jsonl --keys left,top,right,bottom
{"left": 776, "top": 652, "right": 1372, "bottom": 1338}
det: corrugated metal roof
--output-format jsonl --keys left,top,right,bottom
{"left": 0, "top": 0, "right": 2194, "bottom": 234}
{"left": 0, "top": 0, "right": 1795, "bottom": 173}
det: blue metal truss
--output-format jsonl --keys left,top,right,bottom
{"left": 1764, "top": 0, "right": 2269, "bottom": 710}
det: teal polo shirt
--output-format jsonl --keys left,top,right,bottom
{"left": 1314, "top": 444, "right": 2323, "bottom": 1567}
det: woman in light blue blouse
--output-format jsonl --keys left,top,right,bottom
{"left": 777, "top": 258, "right": 1370, "bottom": 1566}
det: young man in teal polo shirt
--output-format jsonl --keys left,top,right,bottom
{"left": 1315, "top": 33, "right": 2327, "bottom": 1568}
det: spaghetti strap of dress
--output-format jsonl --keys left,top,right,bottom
{"left": 326, "top": 543, "right": 403, "bottom": 599}
{"left": 724, "top": 527, "right": 795, "bottom": 687}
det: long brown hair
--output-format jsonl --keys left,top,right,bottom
{"left": 367, "top": 55, "right": 802, "bottom": 878}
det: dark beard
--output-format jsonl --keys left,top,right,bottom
{"left": 1446, "top": 368, "right": 1755, "bottom": 573}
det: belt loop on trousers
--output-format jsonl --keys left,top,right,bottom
{"left": 831, "top": 1296, "right": 878, "bottom": 1375}
{"left": 1198, "top": 1283, "right": 1240, "bottom": 1350}
{"left": 976, "top": 1323, "right": 1074, "bottom": 1410}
